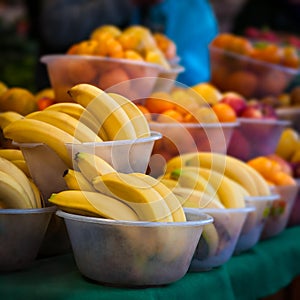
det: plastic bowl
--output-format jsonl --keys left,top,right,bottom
{"left": 234, "top": 194, "right": 279, "bottom": 254}
{"left": 41, "top": 54, "right": 164, "bottom": 102}
{"left": 185, "top": 207, "right": 254, "bottom": 272}
{"left": 148, "top": 122, "right": 238, "bottom": 177}
{"left": 261, "top": 184, "right": 299, "bottom": 239}
{"left": 16, "top": 131, "right": 161, "bottom": 202}
{"left": 56, "top": 210, "right": 213, "bottom": 287}
{"left": 209, "top": 45, "right": 299, "bottom": 99}
{"left": 288, "top": 179, "right": 300, "bottom": 227}
{"left": 227, "top": 118, "right": 290, "bottom": 161}
{"left": 0, "top": 207, "right": 55, "bottom": 272}
{"left": 276, "top": 107, "right": 300, "bottom": 132}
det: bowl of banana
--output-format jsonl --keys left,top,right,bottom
{"left": 56, "top": 209, "right": 213, "bottom": 287}
{"left": 0, "top": 207, "right": 56, "bottom": 272}
{"left": 186, "top": 207, "right": 254, "bottom": 272}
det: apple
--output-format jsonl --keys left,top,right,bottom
{"left": 219, "top": 92, "right": 247, "bottom": 116}
{"left": 240, "top": 105, "right": 263, "bottom": 119}
{"left": 227, "top": 129, "right": 251, "bottom": 161}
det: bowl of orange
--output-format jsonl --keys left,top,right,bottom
{"left": 209, "top": 33, "right": 300, "bottom": 99}
{"left": 133, "top": 89, "right": 239, "bottom": 177}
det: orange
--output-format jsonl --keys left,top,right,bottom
{"left": 144, "top": 91, "right": 174, "bottom": 114}
{"left": 153, "top": 32, "right": 177, "bottom": 60}
{"left": 124, "top": 50, "right": 144, "bottom": 61}
{"left": 192, "top": 83, "right": 222, "bottom": 105}
{"left": 66, "top": 43, "right": 80, "bottom": 55}
{"left": 90, "top": 25, "right": 121, "bottom": 41}
{"left": 75, "top": 40, "right": 99, "bottom": 55}
{"left": 282, "top": 46, "right": 300, "bottom": 69}
{"left": 98, "top": 67, "right": 130, "bottom": 91}
{"left": 268, "top": 171, "right": 296, "bottom": 186}
{"left": 211, "top": 102, "right": 237, "bottom": 122}
{"left": 136, "top": 104, "right": 152, "bottom": 122}
{"left": 247, "top": 156, "right": 281, "bottom": 180}
{"left": 94, "top": 37, "right": 124, "bottom": 58}
{"left": 156, "top": 109, "right": 183, "bottom": 123}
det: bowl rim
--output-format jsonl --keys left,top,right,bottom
{"left": 209, "top": 45, "right": 300, "bottom": 75}
{"left": 40, "top": 54, "right": 168, "bottom": 72}
{"left": 276, "top": 106, "right": 300, "bottom": 116}
{"left": 56, "top": 209, "right": 214, "bottom": 227}
{"left": 149, "top": 121, "right": 239, "bottom": 128}
{"left": 244, "top": 193, "right": 280, "bottom": 202}
{"left": 0, "top": 206, "right": 56, "bottom": 215}
{"left": 237, "top": 117, "right": 291, "bottom": 126}
{"left": 184, "top": 206, "right": 255, "bottom": 215}
{"left": 65, "top": 131, "right": 162, "bottom": 147}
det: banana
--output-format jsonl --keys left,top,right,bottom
{"left": 10, "top": 159, "right": 31, "bottom": 177}
{"left": 68, "top": 84, "right": 137, "bottom": 141}
{"left": 63, "top": 168, "right": 96, "bottom": 192}
{"left": 3, "top": 118, "right": 80, "bottom": 167}
{"left": 165, "top": 152, "right": 199, "bottom": 174}
{"left": 172, "top": 187, "right": 225, "bottom": 209}
{"left": 108, "top": 92, "right": 151, "bottom": 138}
{"left": 92, "top": 172, "right": 173, "bottom": 222}
{"left": 157, "top": 177, "right": 180, "bottom": 189}
{"left": 44, "top": 102, "right": 103, "bottom": 137}
{"left": 0, "top": 149, "right": 24, "bottom": 161}
{"left": 0, "top": 170, "right": 32, "bottom": 208}
{"left": 200, "top": 223, "right": 220, "bottom": 259}
{"left": 48, "top": 190, "right": 139, "bottom": 221}
{"left": 74, "top": 152, "right": 116, "bottom": 182}
{"left": 189, "top": 167, "right": 246, "bottom": 208}
{"left": 183, "top": 152, "right": 260, "bottom": 196}
{"left": 130, "top": 173, "right": 186, "bottom": 222}
{"left": 169, "top": 168, "right": 220, "bottom": 201}
{"left": 29, "top": 178, "right": 43, "bottom": 208}
{"left": 0, "top": 111, "right": 23, "bottom": 130}
{"left": 0, "top": 156, "right": 35, "bottom": 208}
{"left": 26, "top": 110, "right": 102, "bottom": 143}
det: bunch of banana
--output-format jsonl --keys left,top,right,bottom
{"left": 67, "top": 83, "right": 151, "bottom": 140}
{"left": 0, "top": 156, "right": 42, "bottom": 209}
{"left": 49, "top": 152, "right": 186, "bottom": 222}
{"left": 164, "top": 151, "right": 271, "bottom": 198}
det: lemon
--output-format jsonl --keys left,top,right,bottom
{"left": 192, "top": 83, "right": 222, "bottom": 105}
{"left": 275, "top": 128, "right": 299, "bottom": 160}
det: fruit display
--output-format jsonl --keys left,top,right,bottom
{"left": 209, "top": 33, "right": 300, "bottom": 98}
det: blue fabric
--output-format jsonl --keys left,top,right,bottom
{"left": 135, "top": 0, "right": 219, "bottom": 86}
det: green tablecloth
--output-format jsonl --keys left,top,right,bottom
{"left": 1, "top": 226, "right": 300, "bottom": 300}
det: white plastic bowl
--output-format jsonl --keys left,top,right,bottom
{"left": 56, "top": 209, "right": 213, "bottom": 286}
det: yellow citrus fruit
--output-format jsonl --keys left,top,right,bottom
{"left": 192, "top": 83, "right": 222, "bottom": 105}
{"left": 0, "top": 87, "right": 37, "bottom": 115}
{"left": 90, "top": 25, "right": 122, "bottom": 41}
{"left": 35, "top": 88, "right": 55, "bottom": 101}
{"left": 275, "top": 128, "right": 299, "bottom": 160}
{"left": 0, "top": 81, "right": 8, "bottom": 97}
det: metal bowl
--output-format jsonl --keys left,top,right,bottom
{"left": 0, "top": 206, "right": 56, "bottom": 272}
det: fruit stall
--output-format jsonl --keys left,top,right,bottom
{"left": 1, "top": 24, "right": 300, "bottom": 300}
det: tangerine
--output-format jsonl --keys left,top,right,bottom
{"left": 211, "top": 102, "right": 237, "bottom": 122}
{"left": 144, "top": 91, "right": 174, "bottom": 114}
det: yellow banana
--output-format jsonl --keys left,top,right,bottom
{"left": 3, "top": 118, "right": 80, "bottom": 168}
{"left": 68, "top": 84, "right": 137, "bottom": 141}
{"left": 92, "top": 172, "right": 173, "bottom": 222}
{"left": 130, "top": 173, "right": 186, "bottom": 222}
{"left": 172, "top": 187, "right": 225, "bottom": 209}
{"left": 0, "top": 149, "right": 24, "bottom": 161}
{"left": 74, "top": 152, "right": 116, "bottom": 182}
{"left": 29, "top": 178, "right": 43, "bottom": 208}
{"left": 0, "top": 111, "right": 23, "bottom": 130}
{"left": 108, "top": 92, "right": 151, "bottom": 138}
{"left": 63, "top": 168, "right": 96, "bottom": 192}
{"left": 183, "top": 152, "right": 260, "bottom": 196}
{"left": 0, "top": 156, "right": 35, "bottom": 208}
{"left": 48, "top": 190, "right": 139, "bottom": 221}
{"left": 164, "top": 153, "right": 197, "bottom": 174}
{"left": 44, "top": 102, "right": 105, "bottom": 139}
{"left": 26, "top": 110, "right": 102, "bottom": 143}
{"left": 189, "top": 167, "right": 246, "bottom": 208}
{"left": 169, "top": 168, "right": 219, "bottom": 201}
{"left": 10, "top": 159, "right": 31, "bottom": 177}
{"left": 0, "top": 170, "right": 32, "bottom": 208}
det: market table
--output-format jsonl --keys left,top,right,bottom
{"left": 1, "top": 226, "right": 300, "bottom": 300}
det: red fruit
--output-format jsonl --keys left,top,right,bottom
{"left": 240, "top": 106, "right": 263, "bottom": 119}
{"left": 227, "top": 129, "right": 251, "bottom": 161}
{"left": 219, "top": 92, "right": 247, "bottom": 116}
{"left": 37, "top": 97, "right": 56, "bottom": 110}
